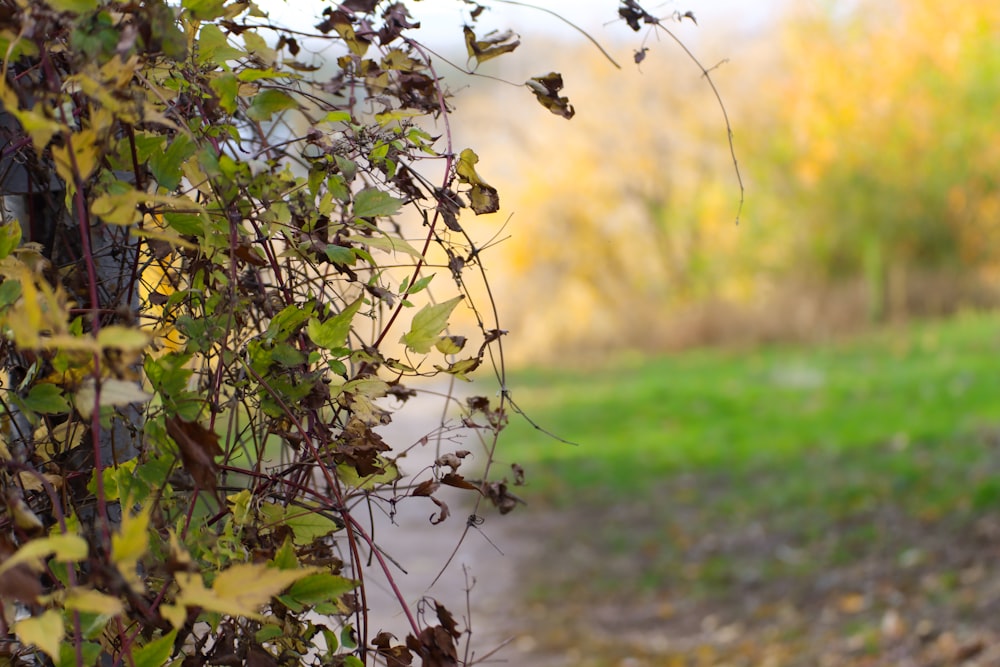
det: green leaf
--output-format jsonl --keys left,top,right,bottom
{"left": 352, "top": 234, "right": 423, "bottom": 259}
{"left": 184, "top": 0, "right": 227, "bottom": 21}
{"left": 266, "top": 303, "right": 312, "bottom": 341}
{"left": 197, "top": 23, "right": 244, "bottom": 65}
{"left": 400, "top": 296, "right": 464, "bottom": 354}
{"left": 23, "top": 383, "right": 70, "bottom": 414}
{"left": 0, "top": 279, "right": 21, "bottom": 307}
{"left": 406, "top": 274, "right": 434, "bottom": 295}
{"left": 324, "top": 244, "right": 355, "bottom": 266}
{"left": 307, "top": 297, "right": 362, "bottom": 351}
{"left": 210, "top": 72, "right": 240, "bottom": 114}
{"left": 0, "top": 220, "right": 21, "bottom": 259}
{"left": 58, "top": 640, "right": 102, "bottom": 667}
{"left": 353, "top": 188, "right": 404, "bottom": 218}
{"left": 284, "top": 508, "right": 342, "bottom": 545}
{"left": 247, "top": 89, "right": 297, "bottom": 122}
{"left": 284, "top": 573, "right": 356, "bottom": 607}
{"left": 132, "top": 631, "right": 178, "bottom": 667}
{"left": 150, "top": 134, "right": 196, "bottom": 191}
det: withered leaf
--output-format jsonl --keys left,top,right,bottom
{"left": 526, "top": 72, "right": 575, "bottom": 119}
{"left": 482, "top": 480, "right": 524, "bottom": 515}
{"left": 435, "top": 187, "right": 464, "bottom": 232}
{"left": 619, "top": 1, "right": 647, "bottom": 31}
{"left": 455, "top": 148, "right": 499, "bottom": 215}
{"left": 246, "top": 645, "right": 279, "bottom": 667}
{"left": 511, "top": 463, "right": 525, "bottom": 486}
{"left": 440, "top": 473, "right": 479, "bottom": 492}
{"left": 373, "top": 632, "right": 413, "bottom": 667}
{"left": 165, "top": 416, "right": 223, "bottom": 491}
{"left": 334, "top": 416, "right": 391, "bottom": 477}
{"left": 0, "top": 562, "right": 42, "bottom": 603}
{"left": 436, "top": 601, "right": 461, "bottom": 639}
{"left": 405, "top": 625, "right": 458, "bottom": 667}
{"left": 434, "top": 450, "right": 469, "bottom": 471}
{"left": 342, "top": 0, "right": 378, "bottom": 12}
{"left": 411, "top": 479, "right": 440, "bottom": 497}
{"left": 463, "top": 26, "right": 520, "bottom": 66}
{"left": 428, "top": 495, "right": 450, "bottom": 525}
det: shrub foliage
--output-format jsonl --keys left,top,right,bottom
{"left": 0, "top": 1, "right": 713, "bottom": 664}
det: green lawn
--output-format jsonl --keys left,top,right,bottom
{"left": 501, "top": 311, "right": 1000, "bottom": 503}
{"left": 496, "top": 312, "right": 1000, "bottom": 665}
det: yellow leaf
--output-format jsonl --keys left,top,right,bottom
{"left": 160, "top": 604, "right": 186, "bottom": 629}
{"left": 14, "top": 610, "right": 64, "bottom": 660}
{"left": 112, "top": 506, "right": 150, "bottom": 593}
{"left": 61, "top": 588, "right": 124, "bottom": 616}
{"left": 96, "top": 325, "right": 150, "bottom": 351}
{"left": 0, "top": 534, "right": 88, "bottom": 578}
{"left": 52, "top": 129, "right": 99, "bottom": 185}
{"left": 175, "top": 564, "right": 319, "bottom": 620}
{"left": 15, "top": 471, "right": 63, "bottom": 492}
{"left": 74, "top": 378, "right": 154, "bottom": 420}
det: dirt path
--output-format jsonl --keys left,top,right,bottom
{"left": 359, "top": 384, "right": 545, "bottom": 665}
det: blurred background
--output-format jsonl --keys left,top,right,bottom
{"left": 409, "top": 1, "right": 1000, "bottom": 665}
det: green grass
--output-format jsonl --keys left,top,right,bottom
{"left": 499, "top": 312, "right": 1000, "bottom": 664}
{"left": 501, "top": 311, "right": 1000, "bottom": 502}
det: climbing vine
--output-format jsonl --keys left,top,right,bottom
{"left": 0, "top": 1, "right": 727, "bottom": 665}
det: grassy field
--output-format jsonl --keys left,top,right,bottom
{"left": 502, "top": 311, "right": 1000, "bottom": 501}
{"left": 495, "top": 312, "right": 1000, "bottom": 666}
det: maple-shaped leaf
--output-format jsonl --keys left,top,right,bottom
{"left": 463, "top": 26, "right": 520, "bottom": 66}
{"left": 526, "top": 72, "right": 575, "bottom": 119}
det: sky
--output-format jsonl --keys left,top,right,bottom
{"left": 252, "top": 1, "right": 786, "bottom": 49}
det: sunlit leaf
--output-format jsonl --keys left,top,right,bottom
{"left": 307, "top": 296, "right": 362, "bottom": 350}
{"left": 400, "top": 296, "right": 464, "bottom": 354}
{"left": 352, "top": 234, "right": 423, "bottom": 259}
{"left": 174, "top": 563, "right": 319, "bottom": 620}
